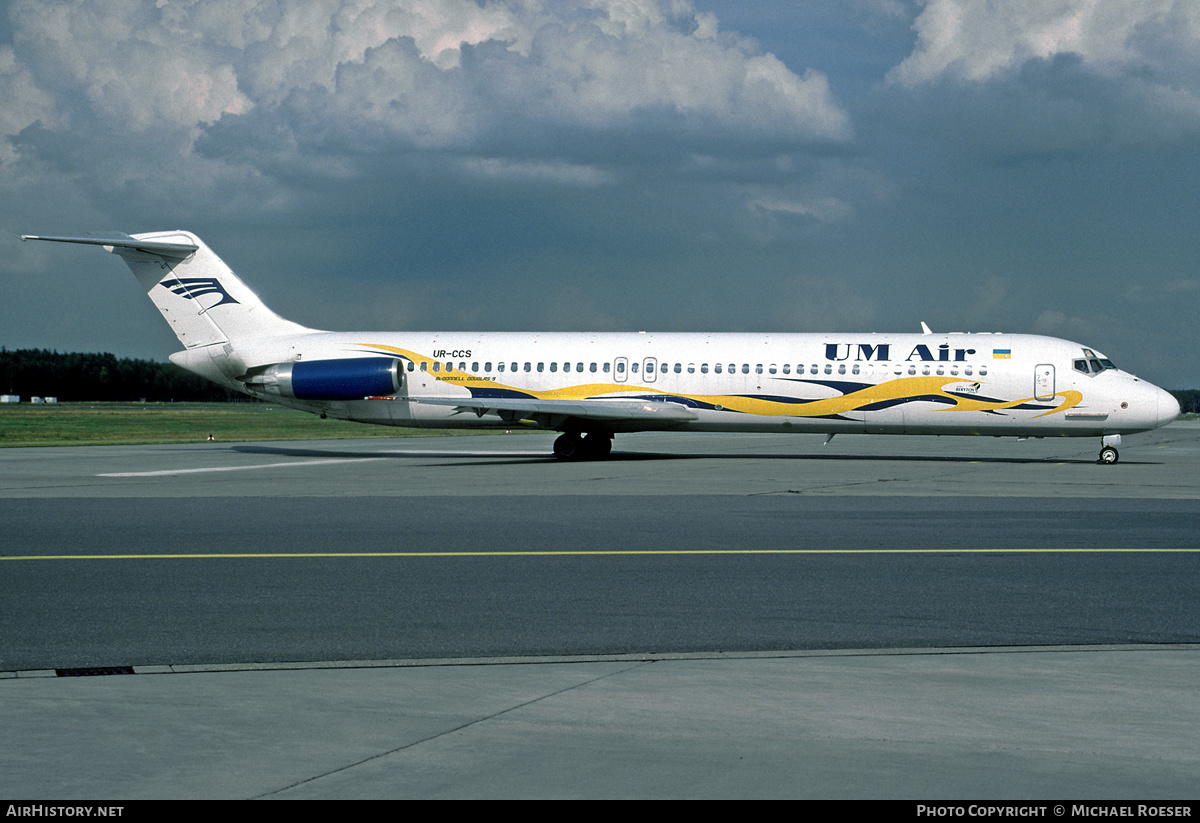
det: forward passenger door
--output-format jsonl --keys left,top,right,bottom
{"left": 1035, "top": 365, "right": 1055, "bottom": 401}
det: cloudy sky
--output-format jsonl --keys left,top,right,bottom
{"left": 2, "top": 0, "right": 1198, "bottom": 387}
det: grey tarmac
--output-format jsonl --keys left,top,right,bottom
{"left": 2, "top": 423, "right": 1199, "bottom": 798}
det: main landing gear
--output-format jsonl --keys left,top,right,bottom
{"left": 553, "top": 431, "right": 613, "bottom": 461}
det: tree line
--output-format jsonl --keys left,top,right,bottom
{"left": 2, "top": 347, "right": 1199, "bottom": 412}
{"left": 1171, "top": 390, "right": 1200, "bottom": 415}
{"left": 0, "top": 349, "right": 243, "bottom": 402}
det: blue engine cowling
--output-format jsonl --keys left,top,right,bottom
{"left": 245, "top": 358, "right": 403, "bottom": 400}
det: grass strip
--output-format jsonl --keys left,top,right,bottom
{"left": 0, "top": 402, "right": 511, "bottom": 447}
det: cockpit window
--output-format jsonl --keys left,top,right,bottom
{"left": 1076, "top": 350, "right": 1117, "bottom": 374}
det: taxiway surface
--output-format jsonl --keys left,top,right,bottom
{"left": 2, "top": 424, "right": 1198, "bottom": 797}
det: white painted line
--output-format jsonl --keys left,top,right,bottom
{"left": 377, "top": 450, "right": 547, "bottom": 457}
{"left": 96, "top": 450, "right": 548, "bottom": 477}
{"left": 98, "top": 458, "right": 387, "bottom": 477}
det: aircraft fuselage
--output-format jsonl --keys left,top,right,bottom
{"left": 177, "top": 329, "right": 1178, "bottom": 440}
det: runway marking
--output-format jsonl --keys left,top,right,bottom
{"left": 4, "top": 548, "right": 1199, "bottom": 560}
{"left": 97, "top": 458, "right": 388, "bottom": 476}
{"left": 97, "top": 451, "right": 549, "bottom": 476}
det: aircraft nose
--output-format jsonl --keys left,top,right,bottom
{"left": 1158, "top": 387, "right": 1181, "bottom": 427}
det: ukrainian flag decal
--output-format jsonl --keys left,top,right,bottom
{"left": 993, "top": 348, "right": 1011, "bottom": 359}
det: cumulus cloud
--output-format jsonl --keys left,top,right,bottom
{"left": 10, "top": 0, "right": 251, "bottom": 133}
{"left": 2, "top": 0, "right": 852, "bottom": 179}
{"left": 889, "top": 0, "right": 1200, "bottom": 87}
{"left": 880, "top": 0, "right": 1200, "bottom": 154}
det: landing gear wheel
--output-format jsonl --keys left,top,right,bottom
{"left": 553, "top": 433, "right": 582, "bottom": 461}
{"left": 1099, "top": 446, "right": 1119, "bottom": 464}
{"left": 581, "top": 432, "right": 612, "bottom": 459}
{"left": 553, "top": 432, "right": 613, "bottom": 461}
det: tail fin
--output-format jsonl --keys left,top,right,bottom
{"left": 21, "top": 230, "right": 309, "bottom": 348}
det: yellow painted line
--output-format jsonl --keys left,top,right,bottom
{"left": 2, "top": 549, "right": 1199, "bottom": 560}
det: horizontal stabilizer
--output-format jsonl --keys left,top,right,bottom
{"left": 21, "top": 233, "right": 198, "bottom": 260}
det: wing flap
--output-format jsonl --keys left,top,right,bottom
{"left": 410, "top": 396, "right": 699, "bottom": 423}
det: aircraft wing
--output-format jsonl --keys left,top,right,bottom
{"left": 409, "top": 396, "right": 699, "bottom": 425}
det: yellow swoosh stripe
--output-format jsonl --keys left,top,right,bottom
{"left": 361, "top": 345, "right": 1082, "bottom": 419}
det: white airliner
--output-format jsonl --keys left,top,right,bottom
{"left": 22, "top": 230, "right": 1180, "bottom": 463}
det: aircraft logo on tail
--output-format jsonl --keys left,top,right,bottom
{"left": 159, "top": 277, "right": 239, "bottom": 307}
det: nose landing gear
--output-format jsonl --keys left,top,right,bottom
{"left": 1098, "top": 434, "right": 1121, "bottom": 464}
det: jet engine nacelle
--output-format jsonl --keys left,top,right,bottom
{"left": 243, "top": 358, "right": 403, "bottom": 400}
